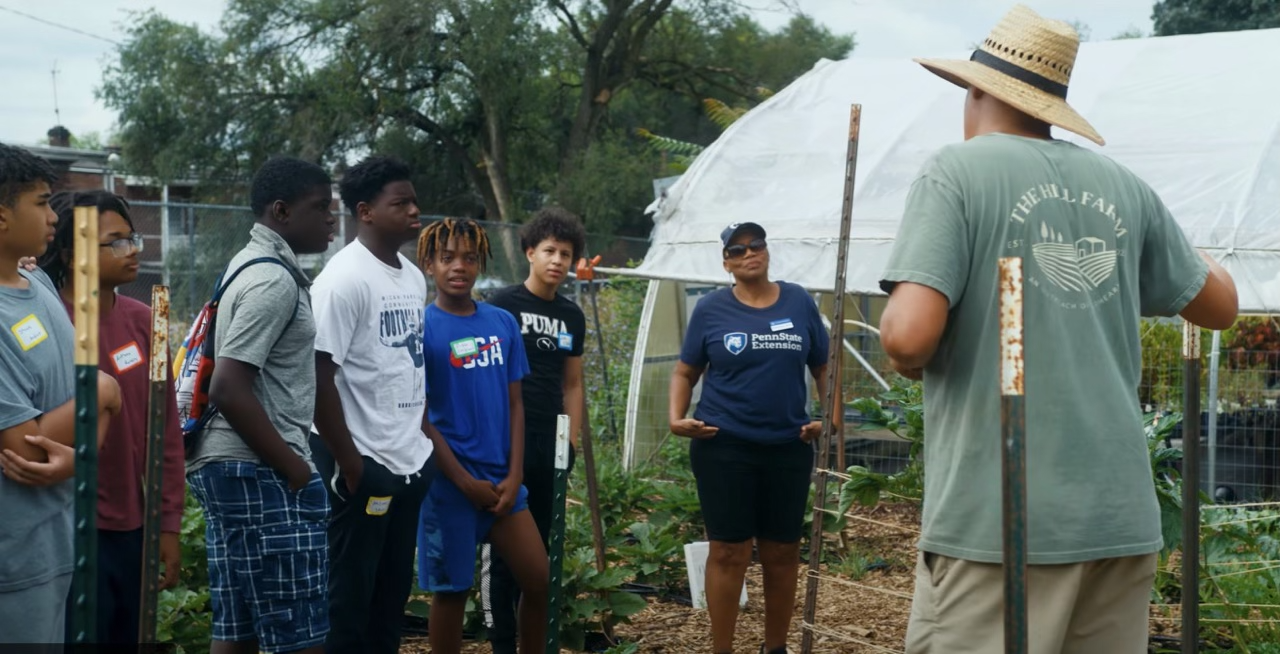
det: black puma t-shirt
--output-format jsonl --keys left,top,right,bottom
{"left": 488, "top": 283, "right": 586, "bottom": 432}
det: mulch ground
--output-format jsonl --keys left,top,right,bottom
{"left": 402, "top": 502, "right": 923, "bottom": 653}
{"left": 402, "top": 501, "right": 1191, "bottom": 652}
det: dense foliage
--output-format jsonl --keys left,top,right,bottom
{"left": 98, "top": 0, "right": 853, "bottom": 234}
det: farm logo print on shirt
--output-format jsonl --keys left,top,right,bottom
{"left": 1005, "top": 184, "right": 1128, "bottom": 312}
{"left": 449, "top": 336, "right": 506, "bottom": 369}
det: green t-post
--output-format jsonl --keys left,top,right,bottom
{"left": 546, "top": 414, "right": 571, "bottom": 653}
{"left": 71, "top": 206, "right": 101, "bottom": 644}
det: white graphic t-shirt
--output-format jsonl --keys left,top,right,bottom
{"left": 312, "top": 239, "right": 432, "bottom": 476}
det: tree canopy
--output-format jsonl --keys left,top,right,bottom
{"left": 1152, "top": 0, "right": 1280, "bottom": 36}
{"left": 99, "top": 0, "right": 853, "bottom": 234}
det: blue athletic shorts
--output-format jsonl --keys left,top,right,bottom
{"left": 187, "top": 461, "right": 330, "bottom": 653}
{"left": 417, "top": 473, "right": 529, "bottom": 593}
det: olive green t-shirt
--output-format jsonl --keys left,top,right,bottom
{"left": 881, "top": 133, "right": 1209, "bottom": 565}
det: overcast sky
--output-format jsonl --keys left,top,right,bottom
{"left": 0, "top": 0, "right": 1157, "bottom": 146}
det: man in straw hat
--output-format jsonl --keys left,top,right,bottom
{"left": 876, "top": 4, "right": 1239, "bottom": 652}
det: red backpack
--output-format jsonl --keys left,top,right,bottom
{"left": 173, "top": 257, "right": 297, "bottom": 448}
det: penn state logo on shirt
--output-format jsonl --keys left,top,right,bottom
{"left": 723, "top": 332, "right": 748, "bottom": 356}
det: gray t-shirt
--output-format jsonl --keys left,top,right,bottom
{"left": 0, "top": 269, "right": 75, "bottom": 591}
{"left": 881, "top": 134, "right": 1209, "bottom": 565}
{"left": 185, "top": 223, "right": 319, "bottom": 473}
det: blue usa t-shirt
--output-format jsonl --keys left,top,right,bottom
{"left": 422, "top": 302, "right": 530, "bottom": 479}
{"left": 679, "top": 281, "right": 830, "bottom": 444}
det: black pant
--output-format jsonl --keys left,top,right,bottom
{"left": 63, "top": 528, "right": 143, "bottom": 646}
{"left": 483, "top": 425, "right": 574, "bottom": 653}
{"left": 310, "top": 434, "right": 435, "bottom": 654}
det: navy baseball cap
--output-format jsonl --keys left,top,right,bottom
{"left": 719, "top": 221, "right": 767, "bottom": 247}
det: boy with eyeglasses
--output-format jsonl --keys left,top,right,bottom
{"left": 34, "top": 189, "right": 186, "bottom": 645}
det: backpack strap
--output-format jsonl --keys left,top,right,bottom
{"left": 205, "top": 257, "right": 303, "bottom": 360}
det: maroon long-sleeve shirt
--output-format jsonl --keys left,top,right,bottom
{"left": 62, "top": 294, "right": 185, "bottom": 533}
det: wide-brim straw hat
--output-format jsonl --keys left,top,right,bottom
{"left": 914, "top": 4, "right": 1104, "bottom": 146}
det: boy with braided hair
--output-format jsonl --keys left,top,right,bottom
{"left": 414, "top": 218, "right": 548, "bottom": 654}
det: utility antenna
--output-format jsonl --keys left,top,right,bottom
{"left": 52, "top": 60, "right": 62, "bottom": 125}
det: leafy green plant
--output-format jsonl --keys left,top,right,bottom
{"left": 839, "top": 379, "right": 925, "bottom": 513}
{"left": 155, "top": 491, "right": 212, "bottom": 653}
{"left": 1147, "top": 411, "right": 1187, "bottom": 557}
{"left": 1197, "top": 505, "right": 1280, "bottom": 650}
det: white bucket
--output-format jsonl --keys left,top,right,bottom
{"left": 684, "top": 541, "right": 748, "bottom": 609}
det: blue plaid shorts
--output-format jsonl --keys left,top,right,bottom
{"left": 188, "top": 461, "right": 330, "bottom": 653}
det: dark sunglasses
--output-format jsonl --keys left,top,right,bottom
{"left": 723, "top": 238, "right": 767, "bottom": 260}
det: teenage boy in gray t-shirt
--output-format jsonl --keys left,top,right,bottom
{"left": 0, "top": 144, "right": 121, "bottom": 645}
{"left": 184, "top": 156, "right": 337, "bottom": 654}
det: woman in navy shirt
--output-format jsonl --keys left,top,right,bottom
{"left": 668, "top": 221, "right": 835, "bottom": 654}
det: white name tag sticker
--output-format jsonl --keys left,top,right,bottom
{"left": 770, "top": 318, "right": 795, "bottom": 332}
{"left": 111, "top": 342, "right": 144, "bottom": 374}
{"left": 558, "top": 332, "right": 574, "bottom": 350}
{"left": 450, "top": 337, "right": 478, "bottom": 358}
{"left": 10, "top": 315, "right": 49, "bottom": 351}
{"left": 366, "top": 496, "right": 392, "bottom": 516}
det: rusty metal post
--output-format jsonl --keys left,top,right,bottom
{"left": 139, "top": 285, "right": 170, "bottom": 642}
{"left": 998, "top": 257, "right": 1028, "bottom": 654}
{"left": 1181, "top": 321, "right": 1202, "bottom": 653}
{"left": 71, "top": 206, "right": 101, "bottom": 644}
{"left": 800, "top": 104, "right": 860, "bottom": 654}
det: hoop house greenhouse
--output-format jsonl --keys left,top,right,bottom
{"left": 602, "top": 27, "right": 1280, "bottom": 470}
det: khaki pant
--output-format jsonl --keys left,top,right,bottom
{"left": 905, "top": 551, "right": 1157, "bottom": 654}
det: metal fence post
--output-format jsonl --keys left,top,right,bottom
{"left": 1182, "top": 322, "right": 1202, "bottom": 653}
{"left": 1206, "top": 329, "right": 1221, "bottom": 495}
{"left": 160, "top": 185, "right": 170, "bottom": 287}
{"left": 139, "top": 285, "right": 170, "bottom": 642}
{"left": 998, "top": 256, "right": 1028, "bottom": 654}
{"left": 800, "top": 103, "right": 860, "bottom": 654}
{"left": 546, "top": 414, "right": 571, "bottom": 654}
{"left": 186, "top": 204, "right": 197, "bottom": 313}
{"left": 70, "top": 206, "right": 101, "bottom": 644}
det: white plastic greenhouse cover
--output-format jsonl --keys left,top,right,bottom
{"left": 630, "top": 28, "right": 1280, "bottom": 315}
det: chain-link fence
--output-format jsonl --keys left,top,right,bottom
{"left": 117, "top": 201, "right": 650, "bottom": 339}
{"left": 1142, "top": 319, "right": 1280, "bottom": 503}
{"left": 825, "top": 313, "right": 1280, "bottom": 505}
